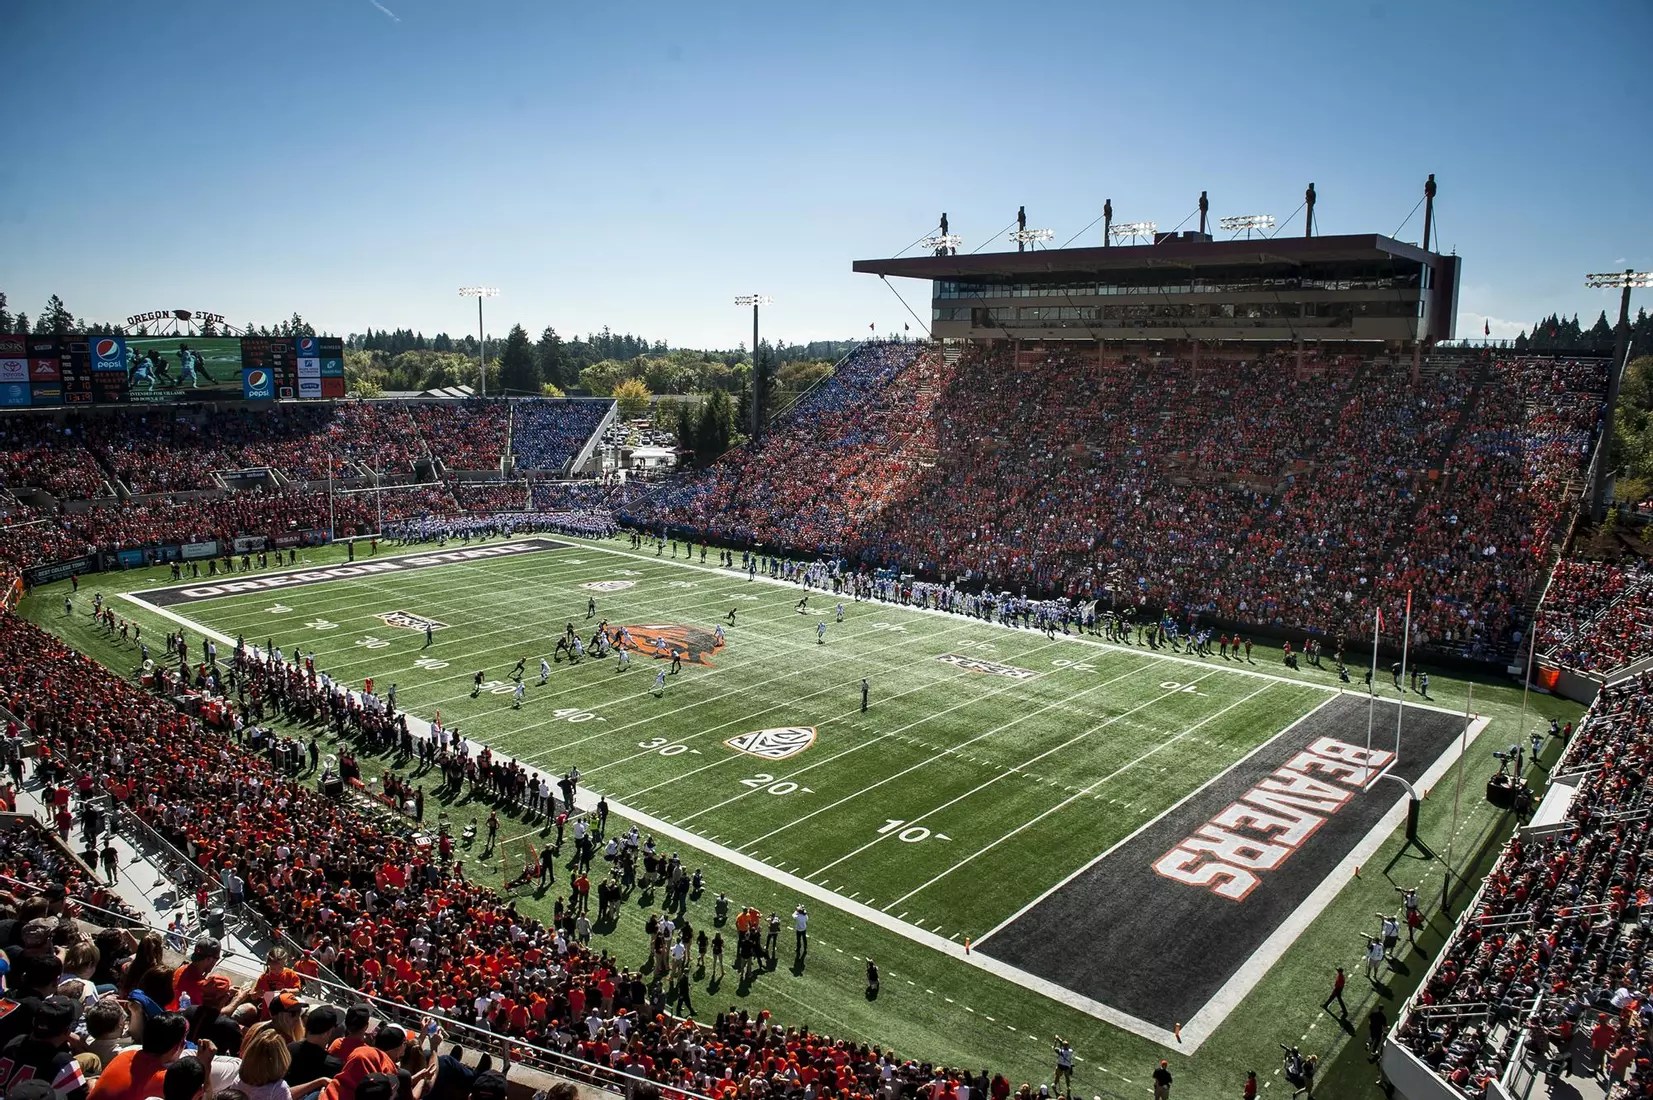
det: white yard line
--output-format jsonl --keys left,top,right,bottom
{"left": 810, "top": 669, "right": 1227, "bottom": 880}
{"left": 626, "top": 637, "right": 1086, "bottom": 809}
{"left": 883, "top": 679, "right": 1279, "bottom": 909}
{"left": 737, "top": 661, "right": 1182, "bottom": 850}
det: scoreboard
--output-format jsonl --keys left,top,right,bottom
{"left": 0, "top": 334, "right": 128, "bottom": 408}
{"left": 240, "top": 335, "right": 345, "bottom": 400}
{"left": 0, "top": 334, "right": 345, "bottom": 407}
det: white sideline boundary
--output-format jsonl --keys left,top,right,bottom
{"left": 114, "top": 535, "right": 1497, "bottom": 1051}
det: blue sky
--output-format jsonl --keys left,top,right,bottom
{"left": 2, "top": 0, "right": 1648, "bottom": 349}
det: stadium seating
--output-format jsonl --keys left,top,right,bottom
{"left": 1392, "top": 672, "right": 1653, "bottom": 1094}
{"left": 450, "top": 479, "right": 529, "bottom": 512}
{"left": 1536, "top": 559, "right": 1653, "bottom": 674}
{"left": 0, "top": 415, "right": 113, "bottom": 498}
{"left": 510, "top": 398, "right": 613, "bottom": 472}
{"left": 638, "top": 342, "right": 953, "bottom": 550}
{"left": 631, "top": 347, "right": 1605, "bottom": 658}
{"left": 406, "top": 399, "right": 511, "bottom": 471}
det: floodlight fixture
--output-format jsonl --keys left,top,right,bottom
{"left": 1219, "top": 214, "right": 1276, "bottom": 238}
{"left": 1009, "top": 228, "right": 1055, "bottom": 247}
{"left": 458, "top": 286, "right": 500, "bottom": 396}
{"left": 920, "top": 234, "right": 963, "bottom": 254}
{"left": 1586, "top": 271, "right": 1653, "bottom": 289}
{"left": 1109, "top": 221, "right": 1158, "bottom": 244}
{"left": 734, "top": 295, "right": 774, "bottom": 307}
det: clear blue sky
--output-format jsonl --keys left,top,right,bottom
{"left": 2, "top": 0, "right": 1648, "bottom": 349}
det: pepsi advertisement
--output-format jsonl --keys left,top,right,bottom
{"left": 0, "top": 334, "right": 341, "bottom": 406}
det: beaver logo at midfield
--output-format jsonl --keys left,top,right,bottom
{"left": 623, "top": 624, "right": 724, "bottom": 666}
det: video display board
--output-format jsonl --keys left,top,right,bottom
{"left": 0, "top": 334, "right": 345, "bottom": 406}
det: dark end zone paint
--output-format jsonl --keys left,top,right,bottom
{"left": 978, "top": 695, "right": 1465, "bottom": 1030}
{"left": 139, "top": 539, "right": 570, "bottom": 607}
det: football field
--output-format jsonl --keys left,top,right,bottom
{"left": 117, "top": 534, "right": 1485, "bottom": 1047}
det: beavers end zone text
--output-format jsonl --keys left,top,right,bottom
{"left": 142, "top": 539, "right": 568, "bottom": 607}
{"left": 978, "top": 694, "right": 1471, "bottom": 1033}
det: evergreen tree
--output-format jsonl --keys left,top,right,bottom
{"left": 38, "top": 294, "right": 75, "bottom": 335}
{"left": 696, "top": 388, "right": 736, "bottom": 460}
{"left": 496, "top": 323, "right": 540, "bottom": 393}
{"left": 535, "top": 326, "right": 568, "bottom": 389}
{"left": 433, "top": 332, "right": 454, "bottom": 352}
{"left": 0, "top": 291, "right": 11, "bottom": 333}
{"left": 1587, "top": 310, "right": 1615, "bottom": 349}
{"left": 13, "top": 312, "right": 28, "bottom": 335}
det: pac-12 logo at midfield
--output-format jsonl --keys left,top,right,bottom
{"left": 726, "top": 726, "right": 816, "bottom": 760}
{"left": 376, "top": 610, "right": 449, "bottom": 632}
{"left": 621, "top": 624, "right": 724, "bottom": 666}
{"left": 581, "top": 580, "right": 636, "bottom": 592}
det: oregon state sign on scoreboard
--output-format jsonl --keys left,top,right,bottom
{"left": 1152, "top": 737, "right": 1395, "bottom": 902}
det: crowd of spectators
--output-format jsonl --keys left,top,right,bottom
{"left": 1392, "top": 675, "right": 1653, "bottom": 1097}
{"left": 82, "top": 407, "right": 338, "bottom": 494}
{"left": 1536, "top": 560, "right": 1653, "bottom": 674}
{"left": 633, "top": 347, "right": 1606, "bottom": 659}
{"left": 406, "top": 401, "right": 510, "bottom": 472}
{"left": 636, "top": 343, "right": 951, "bottom": 552}
{"left": 449, "top": 481, "right": 529, "bottom": 513}
{"left": 0, "top": 417, "right": 112, "bottom": 499}
{"left": 509, "top": 400, "right": 613, "bottom": 472}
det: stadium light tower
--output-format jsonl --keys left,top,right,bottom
{"left": 735, "top": 294, "right": 773, "bottom": 441}
{"left": 1218, "top": 214, "right": 1276, "bottom": 240}
{"left": 458, "top": 286, "right": 499, "bottom": 397}
{"left": 1586, "top": 268, "right": 1653, "bottom": 519}
{"left": 1008, "top": 228, "right": 1054, "bottom": 250}
{"left": 921, "top": 234, "right": 963, "bottom": 255}
{"left": 1109, "top": 221, "right": 1157, "bottom": 245}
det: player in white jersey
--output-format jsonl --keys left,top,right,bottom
{"left": 653, "top": 668, "right": 666, "bottom": 695}
{"left": 617, "top": 647, "right": 631, "bottom": 670}
{"left": 816, "top": 621, "right": 827, "bottom": 645}
{"left": 539, "top": 658, "right": 551, "bottom": 685}
{"left": 513, "top": 680, "right": 525, "bottom": 708}
{"left": 834, "top": 603, "right": 844, "bottom": 622}
{"left": 177, "top": 348, "right": 198, "bottom": 388}
{"left": 713, "top": 624, "right": 725, "bottom": 645}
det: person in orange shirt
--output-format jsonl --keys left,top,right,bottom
{"left": 254, "top": 948, "right": 304, "bottom": 998}
{"left": 328, "top": 1005, "right": 374, "bottom": 1060}
{"left": 321, "top": 1026, "right": 404, "bottom": 1100}
{"left": 88, "top": 1013, "right": 192, "bottom": 1100}
{"left": 170, "top": 939, "right": 222, "bottom": 1010}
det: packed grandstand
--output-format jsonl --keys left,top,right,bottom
{"left": 3, "top": 337, "right": 1653, "bottom": 1100}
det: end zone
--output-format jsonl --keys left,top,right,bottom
{"left": 976, "top": 694, "right": 1490, "bottom": 1049}
{"left": 140, "top": 538, "right": 569, "bottom": 607}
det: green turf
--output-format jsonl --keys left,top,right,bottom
{"left": 21, "top": 535, "right": 1587, "bottom": 1100}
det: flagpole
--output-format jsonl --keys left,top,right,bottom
{"left": 1517, "top": 569, "right": 1555, "bottom": 760}
{"left": 1365, "top": 603, "right": 1382, "bottom": 766}
{"left": 1394, "top": 588, "right": 1414, "bottom": 760}
{"left": 328, "top": 452, "right": 337, "bottom": 544}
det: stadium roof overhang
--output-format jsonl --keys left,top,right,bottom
{"left": 853, "top": 233, "right": 1441, "bottom": 282}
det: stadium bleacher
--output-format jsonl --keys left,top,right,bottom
{"left": 510, "top": 398, "right": 614, "bottom": 472}
{"left": 1391, "top": 672, "right": 1653, "bottom": 1096}
{"left": 631, "top": 346, "right": 1606, "bottom": 659}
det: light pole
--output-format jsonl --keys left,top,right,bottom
{"left": 1585, "top": 269, "right": 1651, "bottom": 519}
{"left": 1219, "top": 214, "right": 1276, "bottom": 240}
{"left": 459, "top": 287, "right": 499, "bottom": 397}
{"left": 735, "top": 294, "right": 773, "bottom": 441}
{"left": 1109, "top": 221, "right": 1158, "bottom": 246}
